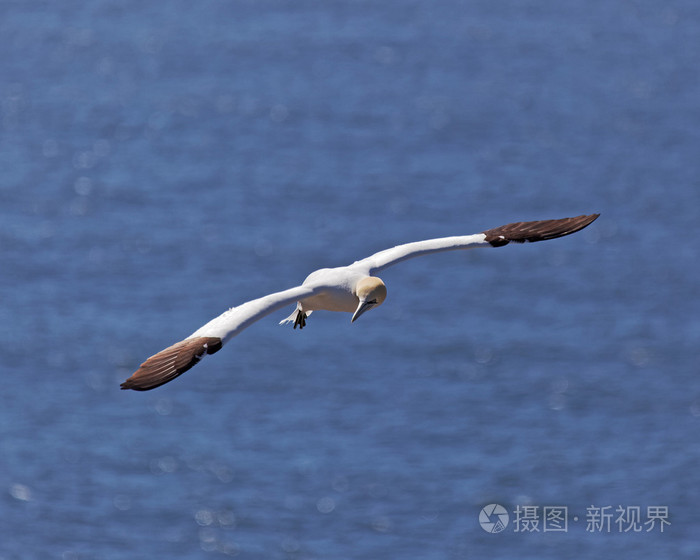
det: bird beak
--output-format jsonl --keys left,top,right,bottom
{"left": 351, "top": 301, "right": 374, "bottom": 323}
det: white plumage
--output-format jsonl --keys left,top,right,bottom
{"left": 121, "top": 214, "right": 598, "bottom": 391}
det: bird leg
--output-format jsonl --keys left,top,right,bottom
{"left": 293, "top": 310, "right": 308, "bottom": 329}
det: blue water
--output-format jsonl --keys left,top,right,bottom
{"left": 1, "top": 1, "right": 699, "bottom": 558}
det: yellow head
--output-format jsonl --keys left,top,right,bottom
{"left": 351, "top": 277, "right": 387, "bottom": 322}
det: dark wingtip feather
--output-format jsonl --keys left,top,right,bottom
{"left": 121, "top": 336, "right": 223, "bottom": 391}
{"left": 483, "top": 214, "right": 599, "bottom": 247}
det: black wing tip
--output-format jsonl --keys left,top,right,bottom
{"left": 120, "top": 378, "right": 167, "bottom": 391}
{"left": 484, "top": 213, "right": 600, "bottom": 247}
{"left": 120, "top": 380, "right": 137, "bottom": 391}
{"left": 120, "top": 336, "right": 223, "bottom": 392}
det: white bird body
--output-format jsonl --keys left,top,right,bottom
{"left": 121, "top": 215, "right": 598, "bottom": 391}
{"left": 295, "top": 267, "right": 368, "bottom": 313}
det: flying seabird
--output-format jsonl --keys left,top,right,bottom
{"left": 121, "top": 214, "right": 599, "bottom": 391}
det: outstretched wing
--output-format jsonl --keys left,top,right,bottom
{"left": 355, "top": 214, "right": 599, "bottom": 274}
{"left": 121, "top": 284, "right": 321, "bottom": 391}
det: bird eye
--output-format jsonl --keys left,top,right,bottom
{"left": 368, "top": 299, "right": 377, "bottom": 305}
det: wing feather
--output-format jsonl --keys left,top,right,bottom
{"left": 121, "top": 284, "right": 323, "bottom": 391}
{"left": 120, "top": 337, "right": 223, "bottom": 391}
{"left": 482, "top": 214, "right": 599, "bottom": 246}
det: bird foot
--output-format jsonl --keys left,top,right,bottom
{"left": 293, "top": 311, "right": 307, "bottom": 329}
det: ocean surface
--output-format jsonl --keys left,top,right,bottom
{"left": 1, "top": 1, "right": 699, "bottom": 558}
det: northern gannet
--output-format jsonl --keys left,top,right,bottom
{"left": 121, "top": 214, "right": 599, "bottom": 391}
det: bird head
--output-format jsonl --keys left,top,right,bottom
{"left": 352, "top": 277, "right": 387, "bottom": 323}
